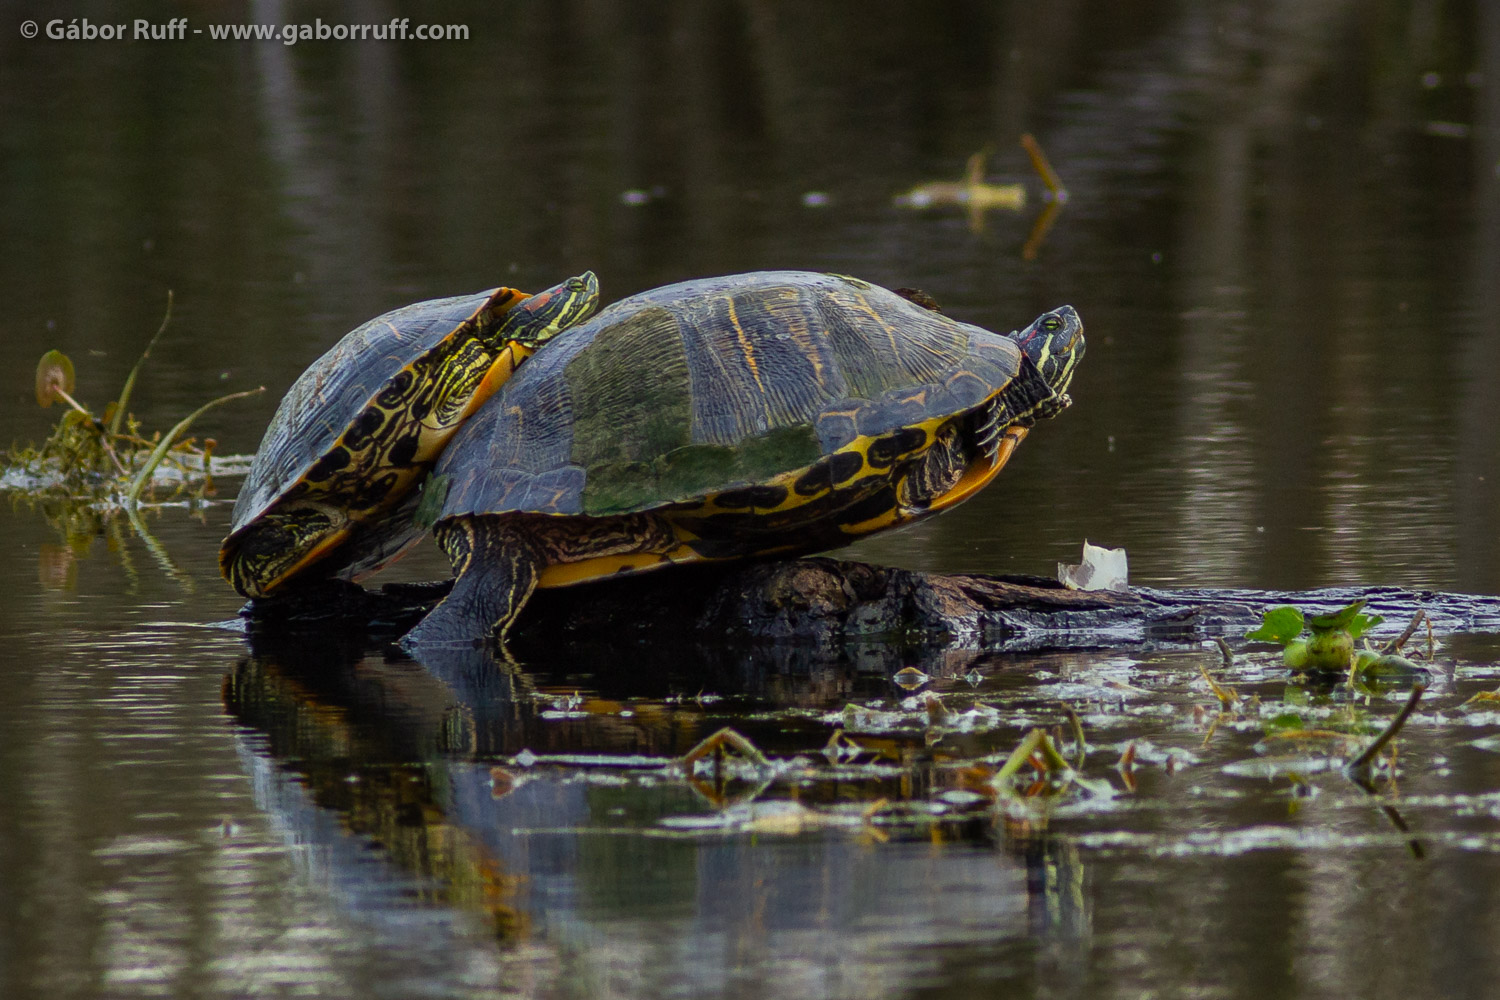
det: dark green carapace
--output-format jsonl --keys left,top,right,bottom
{"left": 405, "top": 271, "right": 1084, "bottom": 649}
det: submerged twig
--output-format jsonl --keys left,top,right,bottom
{"left": 1021, "top": 199, "right": 1064, "bottom": 262}
{"left": 1459, "top": 687, "right": 1500, "bottom": 709}
{"left": 1380, "top": 608, "right": 1426, "bottom": 656}
{"left": 1062, "top": 704, "right": 1087, "bottom": 770}
{"left": 98, "top": 430, "right": 131, "bottom": 477}
{"left": 995, "top": 729, "right": 1074, "bottom": 789}
{"left": 1020, "top": 133, "right": 1068, "bottom": 203}
{"left": 1345, "top": 684, "right": 1426, "bottom": 775}
{"left": 1201, "top": 711, "right": 1225, "bottom": 749}
{"left": 1198, "top": 664, "right": 1239, "bottom": 708}
{"left": 1116, "top": 742, "right": 1138, "bottom": 793}
{"left": 681, "top": 727, "right": 770, "bottom": 770}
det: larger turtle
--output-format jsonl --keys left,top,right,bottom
{"left": 401, "top": 271, "right": 1083, "bottom": 647}
{"left": 221, "top": 272, "right": 600, "bottom": 598}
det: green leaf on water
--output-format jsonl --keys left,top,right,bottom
{"left": 1266, "top": 712, "right": 1308, "bottom": 732}
{"left": 1304, "top": 600, "right": 1383, "bottom": 642}
{"left": 1308, "top": 600, "right": 1367, "bottom": 632}
{"left": 1346, "top": 612, "right": 1384, "bottom": 639}
{"left": 1353, "top": 649, "right": 1425, "bottom": 678}
{"left": 1246, "top": 606, "right": 1305, "bottom": 646}
{"left": 35, "top": 350, "right": 76, "bottom": 409}
{"left": 1281, "top": 687, "right": 1310, "bottom": 708}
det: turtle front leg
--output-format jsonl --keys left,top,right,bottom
{"left": 400, "top": 515, "right": 539, "bottom": 649}
{"left": 894, "top": 403, "right": 1029, "bottom": 516}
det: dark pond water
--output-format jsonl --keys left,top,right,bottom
{"left": 3, "top": 2, "right": 1499, "bottom": 998}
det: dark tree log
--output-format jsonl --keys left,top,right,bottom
{"left": 241, "top": 557, "right": 1500, "bottom": 655}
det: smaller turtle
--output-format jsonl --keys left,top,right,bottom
{"left": 220, "top": 272, "right": 599, "bottom": 598}
{"left": 401, "top": 271, "right": 1083, "bottom": 648}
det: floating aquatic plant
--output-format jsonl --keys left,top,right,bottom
{"left": 1245, "top": 599, "right": 1426, "bottom": 681}
{"left": 893, "top": 133, "right": 1068, "bottom": 256}
{"left": 4, "top": 293, "right": 262, "bottom": 504}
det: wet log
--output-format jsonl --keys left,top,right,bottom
{"left": 240, "top": 556, "right": 1500, "bottom": 653}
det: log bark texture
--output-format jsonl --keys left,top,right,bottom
{"left": 241, "top": 557, "right": 1500, "bottom": 654}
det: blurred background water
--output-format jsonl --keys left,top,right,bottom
{"left": 1, "top": 2, "right": 1498, "bottom": 998}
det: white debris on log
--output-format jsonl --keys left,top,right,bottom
{"left": 1059, "top": 540, "right": 1130, "bottom": 592}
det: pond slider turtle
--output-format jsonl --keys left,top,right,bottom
{"left": 401, "top": 271, "right": 1082, "bottom": 647}
{"left": 220, "top": 272, "right": 600, "bottom": 598}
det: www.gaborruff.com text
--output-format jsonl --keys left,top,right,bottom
{"left": 32, "top": 18, "right": 469, "bottom": 44}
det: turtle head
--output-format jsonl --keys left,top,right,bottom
{"left": 1011, "top": 305, "right": 1084, "bottom": 398}
{"left": 500, "top": 271, "right": 600, "bottom": 348}
{"left": 220, "top": 502, "right": 353, "bottom": 598}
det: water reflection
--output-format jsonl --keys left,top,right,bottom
{"left": 223, "top": 636, "right": 1098, "bottom": 995}
{"left": 214, "top": 623, "right": 1500, "bottom": 998}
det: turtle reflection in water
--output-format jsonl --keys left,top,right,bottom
{"left": 220, "top": 274, "right": 600, "bottom": 599}
{"left": 402, "top": 271, "right": 1084, "bottom": 648}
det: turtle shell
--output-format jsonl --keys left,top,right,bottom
{"left": 434, "top": 271, "right": 1029, "bottom": 522}
{"left": 229, "top": 290, "right": 509, "bottom": 536}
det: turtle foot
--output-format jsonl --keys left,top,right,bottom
{"left": 241, "top": 577, "right": 452, "bottom": 634}
{"left": 398, "top": 584, "right": 500, "bottom": 652}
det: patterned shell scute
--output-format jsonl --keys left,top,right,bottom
{"left": 437, "top": 271, "right": 1024, "bottom": 520}
{"left": 230, "top": 290, "right": 496, "bottom": 532}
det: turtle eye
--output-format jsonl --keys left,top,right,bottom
{"left": 1042, "top": 316, "right": 1063, "bottom": 332}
